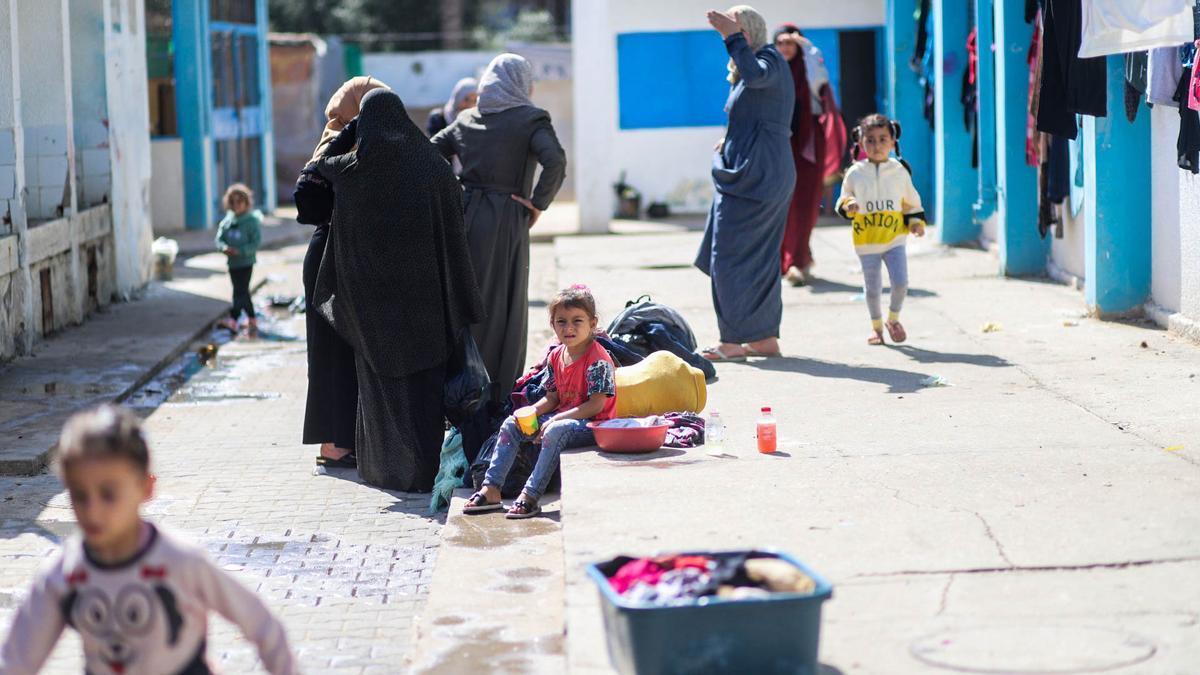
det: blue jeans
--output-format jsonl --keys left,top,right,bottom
{"left": 483, "top": 415, "right": 595, "bottom": 501}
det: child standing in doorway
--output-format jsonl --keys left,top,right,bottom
{"left": 0, "top": 405, "right": 297, "bottom": 674}
{"left": 463, "top": 285, "right": 617, "bottom": 520}
{"left": 215, "top": 183, "right": 262, "bottom": 334}
{"left": 836, "top": 114, "right": 927, "bottom": 345}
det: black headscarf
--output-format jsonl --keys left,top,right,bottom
{"left": 314, "top": 89, "right": 485, "bottom": 378}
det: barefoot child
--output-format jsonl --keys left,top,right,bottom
{"left": 215, "top": 183, "right": 262, "bottom": 334}
{"left": 464, "top": 285, "right": 617, "bottom": 519}
{"left": 836, "top": 113, "right": 927, "bottom": 345}
{"left": 0, "top": 406, "right": 297, "bottom": 675}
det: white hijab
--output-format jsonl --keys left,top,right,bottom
{"left": 442, "top": 77, "right": 478, "bottom": 122}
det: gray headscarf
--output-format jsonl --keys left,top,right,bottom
{"left": 442, "top": 77, "right": 478, "bottom": 122}
{"left": 476, "top": 53, "right": 534, "bottom": 115}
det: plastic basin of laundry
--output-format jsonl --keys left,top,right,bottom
{"left": 587, "top": 421, "right": 670, "bottom": 453}
{"left": 587, "top": 550, "right": 834, "bottom": 675}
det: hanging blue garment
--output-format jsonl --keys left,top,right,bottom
{"left": 1069, "top": 119, "right": 1084, "bottom": 217}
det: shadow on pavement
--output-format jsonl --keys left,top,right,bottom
{"left": 890, "top": 345, "right": 1012, "bottom": 368}
{"left": 803, "top": 277, "right": 938, "bottom": 298}
{"left": 748, "top": 357, "right": 932, "bottom": 394}
{"left": 819, "top": 663, "right": 846, "bottom": 675}
{"left": 316, "top": 466, "right": 448, "bottom": 525}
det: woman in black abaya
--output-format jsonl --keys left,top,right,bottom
{"left": 313, "top": 89, "right": 484, "bottom": 492}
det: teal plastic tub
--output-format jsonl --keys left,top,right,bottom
{"left": 587, "top": 550, "right": 833, "bottom": 675}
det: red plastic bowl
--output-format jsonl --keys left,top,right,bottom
{"left": 587, "top": 421, "right": 670, "bottom": 453}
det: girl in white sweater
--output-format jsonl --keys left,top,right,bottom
{"left": 836, "top": 114, "right": 927, "bottom": 345}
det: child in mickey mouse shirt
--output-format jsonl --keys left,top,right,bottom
{"left": 0, "top": 406, "right": 297, "bottom": 675}
{"left": 837, "top": 113, "right": 928, "bottom": 346}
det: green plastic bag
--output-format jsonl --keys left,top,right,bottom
{"left": 430, "top": 429, "right": 468, "bottom": 514}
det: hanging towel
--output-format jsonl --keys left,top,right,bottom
{"left": 1068, "top": 130, "right": 1085, "bottom": 216}
{"left": 1078, "top": 0, "right": 1193, "bottom": 58}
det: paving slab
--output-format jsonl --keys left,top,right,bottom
{"left": 554, "top": 225, "right": 1200, "bottom": 673}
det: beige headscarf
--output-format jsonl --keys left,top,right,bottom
{"left": 725, "top": 5, "right": 769, "bottom": 84}
{"left": 308, "top": 76, "right": 390, "bottom": 165}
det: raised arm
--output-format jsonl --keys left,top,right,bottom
{"left": 724, "top": 32, "right": 780, "bottom": 89}
{"left": 193, "top": 557, "right": 297, "bottom": 675}
{"left": 0, "top": 566, "right": 66, "bottom": 674}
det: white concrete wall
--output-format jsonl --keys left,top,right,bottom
{"left": 16, "top": 0, "right": 73, "bottom": 222}
{"left": 573, "top": 0, "right": 885, "bottom": 231}
{"left": 1151, "top": 105, "right": 1181, "bottom": 313}
{"left": 1179, "top": 164, "right": 1200, "bottom": 321}
{"left": 1050, "top": 201, "right": 1087, "bottom": 283}
{"left": 70, "top": 0, "right": 111, "bottom": 210}
{"left": 150, "top": 138, "right": 185, "bottom": 233}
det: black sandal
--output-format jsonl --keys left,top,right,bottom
{"left": 505, "top": 499, "right": 542, "bottom": 520}
{"left": 463, "top": 491, "right": 503, "bottom": 514}
{"left": 315, "top": 452, "right": 357, "bottom": 469}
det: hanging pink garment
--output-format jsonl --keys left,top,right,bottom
{"left": 1188, "top": 42, "right": 1200, "bottom": 112}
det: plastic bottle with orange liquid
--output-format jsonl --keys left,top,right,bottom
{"left": 756, "top": 407, "right": 777, "bottom": 454}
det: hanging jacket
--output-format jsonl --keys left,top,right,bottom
{"left": 835, "top": 158, "right": 926, "bottom": 255}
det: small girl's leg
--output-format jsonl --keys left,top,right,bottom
{"left": 859, "top": 253, "right": 885, "bottom": 344}
{"left": 513, "top": 419, "right": 593, "bottom": 510}
{"left": 481, "top": 417, "right": 524, "bottom": 491}
{"left": 882, "top": 247, "right": 909, "bottom": 342}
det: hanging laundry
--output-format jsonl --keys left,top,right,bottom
{"left": 911, "top": 0, "right": 932, "bottom": 70}
{"left": 1189, "top": 55, "right": 1200, "bottom": 111}
{"left": 964, "top": 27, "right": 980, "bottom": 167}
{"left": 1148, "top": 46, "right": 1183, "bottom": 106}
{"left": 1027, "top": 13, "right": 1045, "bottom": 167}
{"left": 1078, "top": 0, "right": 1193, "bottom": 58}
{"left": 1068, "top": 129, "right": 1085, "bottom": 217}
{"left": 1124, "top": 51, "right": 1149, "bottom": 121}
{"left": 1025, "top": 0, "right": 1039, "bottom": 24}
{"left": 1038, "top": 0, "right": 1108, "bottom": 139}
{"left": 1175, "top": 66, "right": 1200, "bottom": 173}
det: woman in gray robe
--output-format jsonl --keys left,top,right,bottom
{"left": 431, "top": 53, "right": 567, "bottom": 404}
{"left": 314, "top": 89, "right": 484, "bottom": 492}
{"left": 695, "top": 6, "right": 796, "bottom": 362}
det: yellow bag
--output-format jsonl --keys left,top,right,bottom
{"left": 614, "top": 351, "right": 707, "bottom": 417}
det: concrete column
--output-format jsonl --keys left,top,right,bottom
{"left": 885, "top": 0, "right": 934, "bottom": 219}
{"left": 973, "top": 0, "right": 999, "bottom": 226}
{"left": 255, "top": 0, "right": 276, "bottom": 212}
{"left": 571, "top": 0, "right": 613, "bottom": 233}
{"left": 933, "top": 0, "right": 979, "bottom": 243}
{"left": 992, "top": 0, "right": 1045, "bottom": 275}
{"left": 0, "top": 0, "right": 34, "bottom": 355}
{"left": 174, "top": 0, "right": 214, "bottom": 230}
{"left": 1083, "top": 56, "right": 1151, "bottom": 315}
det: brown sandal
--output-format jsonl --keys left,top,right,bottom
{"left": 885, "top": 321, "right": 907, "bottom": 343}
{"left": 867, "top": 331, "right": 885, "bottom": 346}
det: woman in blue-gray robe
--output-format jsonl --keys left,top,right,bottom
{"left": 695, "top": 6, "right": 795, "bottom": 362}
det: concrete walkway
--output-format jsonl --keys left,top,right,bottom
{"left": 547, "top": 226, "right": 1200, "bottom": 673}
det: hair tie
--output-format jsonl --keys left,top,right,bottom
{"left": 570, "top": 283, "right": 591, "bottom": 292}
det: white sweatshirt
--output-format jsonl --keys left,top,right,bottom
{"left": 836, "top": 158, "right": 926, "bottom": 255}
{"left": 0, "top": 524, "right": 298, "bottom": 675}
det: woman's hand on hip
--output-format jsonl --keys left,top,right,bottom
{"left": 511, "top": 195, "right": 542, "bottom": 228}
{"left": 706, "top": 10, "right": 740, "bottom": 39}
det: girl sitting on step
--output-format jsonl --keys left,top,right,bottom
{"left": 464, "top": 285, "right": 617, "bottom": 519}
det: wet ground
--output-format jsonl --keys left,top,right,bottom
{"left": 0, "top": 250, "right": 443, "bottom": 674}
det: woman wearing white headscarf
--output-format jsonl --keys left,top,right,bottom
{"left": 695, "top": 6, "right": 795, "bottom": 362}
{"left": 431, "top": 53, "right": 567, "bottom": 421}
{"left": 427, "top": 76, "right": 479, "bottom": 137}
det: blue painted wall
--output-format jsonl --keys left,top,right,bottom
{"left": 616, "top": 31, "right": 731, "bottom": 129}
{"left": 174, "top": 0, "right": 213, "bottom": 230}
{"left": 885, "top": 0, "right": 934, "bottom": 223}
{"left": 1084, "top": 56, "right": 1151, "bottom": 314}
{"left": 993, "top": 0, "right": 1045, "bottom": 275}
{"left": 933, "top": 0, "right": 979, "bottom": 242}
{"left": 973, "top": 0, "right": 999, "bottom": 223}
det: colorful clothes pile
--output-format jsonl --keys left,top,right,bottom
{"left": 606, "top": 554, "right": 816, "bottom": 607}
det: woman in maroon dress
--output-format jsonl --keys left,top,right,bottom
{"left": 775, "top": 24, "right": 823, "bottom": 287}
